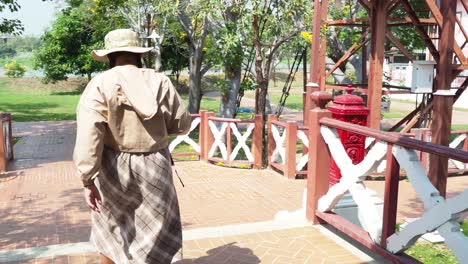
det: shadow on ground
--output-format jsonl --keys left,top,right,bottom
{"left": 175, "top": 243, "right": 260, "bottom": 264}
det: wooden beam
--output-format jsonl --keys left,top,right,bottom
{"left": 367, "top": 0, "right": 387, "bottom": 129}
{"left": 455, "top": 17, "right": 468, "bottom": 49}
{"left": 400, "top": 0, "right": 440, "bottom": 62}
{"left": 386, "top": 31, "right": 416, "bottom": 61}
{"left": 316, "top": 212, "right": 422, "bottom": 264}
{"left": 310, "top": 0, "right": 328, "bottom": 86}
{"left": 325, "top": 30, "right": 370, "bottom": 79}
{"left": 388, "top": 0, "right": 401, "bottom": 15}
{"left": 387, "top": 17, "right": 437, "bottom": 24}
{"left": 453, "top": 64, "right": 468, "bottom": 71}
{"left": 326, "top": 17, "right": 437, "bottom": 27}
{"left": 325, "top": 84, "right": 369, "bottom": 94}
{"left": 306, "top": 94, "right": 332, "bottom": 224}
{"left": 424, "top": 0, "right": 467, "bottom": 64}
{"left": 357, "top": 0, "right": 371, "bottom": 11}
{"left": 461, "top": 0, "right": 468, "bottom": 14}
{"left": 381, "top": 144, "right": 400, "bottom": 248}
{"left": 429, "top": 0, "right": 457, "bottom": 198}
{"left": 326, "top": 18, "right": 369, "bottom": 26}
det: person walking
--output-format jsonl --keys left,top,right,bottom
{"left": 73, "top": 29, "right": 191, "bottom": 264}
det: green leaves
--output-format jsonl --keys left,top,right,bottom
{"left": 4, "top": 59, "right": 26, "bottom": 78}
{"left": 34, "top": 1, "right": 128, "bottom": 83}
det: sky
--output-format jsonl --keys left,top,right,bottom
{"left": 1, "top": 0, "right": 62, "bottom": 36}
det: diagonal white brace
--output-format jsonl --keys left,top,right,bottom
{"left": 208, "top": 121, "right": 229, "bottom": 160}
{"left": 318, "top": 126, "right": 388, "bottom": 243}
{"left": 449, "top": 134, "right": 467, "bottom": 170}
{"left": 270, "top": 124, "right": 286, "bottom": 163}
{"left": 169, "top": 117, "right": 201, "bottom": 153}
{"left": 296, "top": 130, "right": 309, "bottom": 171}
{"left": 387, "top": 146, "right": 468, "bottom": 263}
{"left": 229, "top": 123, "right": 255, "bottom": 162}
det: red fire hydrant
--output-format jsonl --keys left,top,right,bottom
{"left": 327, "top": 88, "right": 369, "bottom": 185}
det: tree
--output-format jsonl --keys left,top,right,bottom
{"left": 156, "top": 0, "right": 217, "bottom": 113}
{"left": 4, "top": 60, "right": 26, "bottom": 77}
{"left": 0, "top": 0, "right": 53, "bottom": 35}
{"left": 93, "top": 0, "right": 172, "bottom": 72}
{"left": 209, "top": 0, "right": 246, "bottom": 118}
{"left": 34, "top": 2, "right": 128, "bottom": 82}
{"left": 0, "top": 0, "right": 23, "bottom": 35}
{"left": 249, "top": 0, "right": 311, "bottom": 116}
{"left": 161, "top": 20, "right": 190, "bottom": 90}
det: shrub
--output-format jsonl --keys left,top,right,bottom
{"left": 4, "top": 60, "right": 26, "bottom": 78}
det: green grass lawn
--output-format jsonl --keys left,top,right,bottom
{"left": 246, "top": 90, "right": 411, "bottom": 120}
{"left": 0, "top": 77, "right": 222, "bottom": 122}
{"left": 405, "top": 221, "right": 467, "bottom": 263}
{"left": 13, "top": 137, "right": 20, "bottom": 145}
{"left": 0, "top": 78, "right": 81, "bottom": 122}
{"left": 452, "top": 124, "right": 468, "bottom": 131}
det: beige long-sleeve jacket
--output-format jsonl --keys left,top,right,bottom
{"left": 73, "top": 65, "right": 191, "bottom": 186}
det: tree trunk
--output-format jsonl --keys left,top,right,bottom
{"left": 188, "top": 45, "right": 203, "bottom": 113}
{"left": 349, "top": 55, "right": 363, "bottom": 83}
{"left": 154, "top": 45, "right": 163, "bottom": 72}
{"left": 220, "top": 63, "right": 242, "bottom": 118}
{"left": 175, "top": 71, "right": 180, "bottom": 91}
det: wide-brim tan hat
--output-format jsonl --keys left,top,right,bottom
{"left": 92, "top": 29, "right": 153, "bottom": 62}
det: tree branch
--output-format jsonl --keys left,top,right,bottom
{"left": 265, "top": 28, "right": 302, "bottom": 76}
{"left": 201, "top": 63, "right": 212, "bottom": 76}
{"left": 178, "top": 5, "right": 195, "bottom": 44}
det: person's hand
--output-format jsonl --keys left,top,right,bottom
{"left": 84, "top": 184, "right": 102, "bottom": 213}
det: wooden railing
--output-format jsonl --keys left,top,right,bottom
{"left": 367, "top": 128, "right": 468, "bottom": 174}
{"left": 169, "top": 110, "right": 262, "bottom": 169}
{"left": 205, "top": 112, "right": 262, "bottom": 168}
{"left": 0, "top": 113, "right": 13, "bottom": 173}
{"left": 410, "top": 128, "right": 468, "bottom": 173}
{"left": 267, "top": 115, "right": 309, "bottom": 179}
{"left": 306, "top": 100, "right": 468, "bottom": 263}
{"left": 169, "top": 113, "right": 201, "bottom": 159}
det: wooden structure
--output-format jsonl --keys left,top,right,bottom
{"left": 306, "top": 0, "right": 468, "bottom": 197}
{"left": 169, "top": 110, "right": 263, "bottom": 169}
{"left": 0, "top": 113, "right": 13, "bottom": 173}
{"left": 267, "top": 115, "right": 309, "bottom": 179}
{"left": 305, "top": 92, "right": 468, "bottom": 263}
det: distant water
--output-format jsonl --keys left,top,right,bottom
{"left": 0, "top": 69, "right": 45, "bottom": 78}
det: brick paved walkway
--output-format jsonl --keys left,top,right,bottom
{"left": 0, "top": 121, "right": 381, "bottom": 263}
{"left": 2, "top": 120, "right": 465, "bottom": 263}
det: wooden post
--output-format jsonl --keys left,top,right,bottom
{"left": 226, "top": 122, "right": 232, "bottom": 161}
{"left": 267, "top": 114, "right": 278, "bottom": 167}
{"left": 429, "top": 0, "right": 457, "bottom": 197}
{"left": 464, "top": 133, "right": 468, "bottom": 171}
{"left": 199, "top": 110, "right": 207, "bottom": 160}
{"left": 303, "top": 82, "right": 320, "bottom": 126}
{"left": 252, "top": 114, "right": 263, "bottom": 169}
{"left": 205, "top": 112, "right": 215, "bottom": 160}
{"left": 6, "top": 113, "right": 12, "bottom": 160}
{"left": 411, "top": 128, "right": 431, "bottom": 173}
{"left": 463, "top": 133, "right": 468, "bottom": 152}
{"left": 421, "top": 129, "right": 431, "bottom": 174}
{"left": 309, "top": 0, "right": 329, "bottom": 92}
{"left": 367, "top": 0, "right": 387, "bottom": 129}
{"left": 306, "top": 92, "right": 332, "bottom": 224}
{"left": 380, "top": 144, "right": 400, "bottom": 248}
{"left": 0, "top": 115, "right": 6, "bottom": 172}
{"left": 284, "top": 121, "right": 298, "bottom": 179}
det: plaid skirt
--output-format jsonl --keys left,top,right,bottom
{"left": 91, "top": 147, "right": 182, "bottom": 264}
